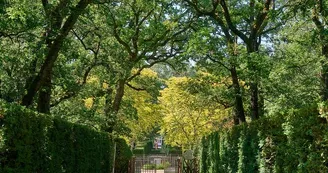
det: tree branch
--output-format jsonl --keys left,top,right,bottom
{"left": 220, "top": 0, "right": 249, "bottom": 43}
{"left": 261, "top": 22, "right": 283, "bottom": 35}
{"left": 22, "top": 0, "right": 92, "bottom": 106}
{"left": 72, "top": 29, "right": 97, "bottom": 54}
{"left": 108, "top": 9, "right": 135, "bottom": 57}
{"left": 252, "top": 0, "right": 272, "bottom": 38}
{"left": 213, "top": 96, "right": 233, "bottom": 109}
{"left": 41, "top": 0, "right": 50, "bottom": 17}
{"left": 127, "top": 53, "right": 176, "bottom": 82}
{"left": 206, "top": 54, "right": 230, "bottom": 70}
{"left": 51, "top": 61, "right": 108, "bottom": 107}
{"left": 184, "top": 0, "right": 217, "bottom": 16}
{"left": 0, "top": 30, "right": 26, "bottom": 40}
{"left": 126, "top": 83, "right": 146, "bottom": 91}
{"left": 312, "top": 7, "right": 325, "bottom": 34}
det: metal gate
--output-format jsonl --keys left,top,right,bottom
{"left": 128, "top": 154, "right": 181, "bottom": 173}
{"left": 180, "top": 158, "right": 199, "bottom": 173}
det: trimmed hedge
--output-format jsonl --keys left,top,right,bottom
{"left": 0, "top": 102, "right": 119, "bottom": 173}
{"left": 200, "top": 107, "right": 328, "bottom": 173}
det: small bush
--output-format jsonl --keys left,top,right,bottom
{"left": 143, "top": 164, "right": 156, "bottom": 170}
{"left": 157, "top": 161, "right": 170, "bottom": 169}
{"left": 142, "top": 162, "right": 170, "bottom": 170}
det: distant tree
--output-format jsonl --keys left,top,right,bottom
{"left": 159, "top": 76, "right": 229, "bottom": 150}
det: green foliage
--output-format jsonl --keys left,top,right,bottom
{"left": 0, "top": 102, "right": 116, "bottom": 173}
{"left": 143, "top": 141, "right": 161, "bottom": 155}
{"left": 166, "top": 146, "right": 183, "bottom": 155}
{"left": 144, "top": 141, "right": 154, "bottom": 154}
{"left": 2, "top": 1, "right": 328, "bottom": 172}
{"left": 143, "top": 164, "right": 156, "bottom": 170}
{"left": 132, "top": 148, "right": 144, "bottom": 155}
{"left": 47, "top": 118, "right": 113, "bottom": 173}
{"left": 124, "top": 69, "right": 164, "bottom": 141}
{"left": 157, "top": 161, "right": 170, "bottom": 169}
{"left": 1, "top": 102, "right": 52, "bottom": 173}
{"left": 142, "top": 162, "right": 170, "bottom": 170}
{"left": 199, "top": 107, "right": 328, "bottom": 173}
{"left": 159, "top": 76, "right": 229, "bottom": 150}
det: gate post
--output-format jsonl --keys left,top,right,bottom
{"left": 128, "top": 160, "right": 130, "bottom": 173}
{"left": 132, "top": 157, "right": 135, "bottom": 173}
{"left": 177, "top": 158, "right": 181, "bottom": 173}
{"left": 128, "top": 160, "right": 131, "bottom": 173}
{"left": 128, "top": 157, "right": 135, "bottom": 173}
{"left": 193, "top": 158, "right": 198, "bottom": 173}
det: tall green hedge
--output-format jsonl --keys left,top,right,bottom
{"left": 200, "top": 107, "right": 328, "bottom": 173}
{"left": 114, "top": 138, "right": 133, "bottom": 173}
{"left": 0, "top": 102, "right": 117, "bottom": 173}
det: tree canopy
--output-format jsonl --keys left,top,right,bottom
{"left": 1, "top": 0, "right": 328, "bottom": 155}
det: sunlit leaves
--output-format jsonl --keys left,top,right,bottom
{"left": 159, "top": 76, "right": 229, "bottom": 149}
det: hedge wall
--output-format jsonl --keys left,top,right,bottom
{"left": 0, "top": 102, "right": 130, "bottom": 173}
{"left": 200, "top": 107, "right": 328, "bottom": 173}
{"left": 115, "top": 138, "right": 133, "bottom": 173}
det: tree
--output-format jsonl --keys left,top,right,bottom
{"left": 186, "top": 22, "right": 247, "bottom": 124}
{"left": 96, "top": 0, "right": 194, "bottom": 132}
{"left": 0, "top": 1, "right": 44, "bottom": 103}
{"left": 21, "top": 0, "right": 94, "bottom": 113}
{"left": 183, "top": 0, "right": 288, "bottom": 122}
{"left": 268, "top": 23, "right": 321, "bottom": 114}
{"left": 0, "top": 1, "right": 108, "bottom": 114}
{"left": 307, "top": 0, "right": 328, "bottom": 101}
{"left": 286, "top": 0, "right": 328, "bottom": 102}
{"left": 159, "top": 76, "right": 229, "bottom": 150}
{"left": 124, "top": 69, "right": 163, "bottom": 141}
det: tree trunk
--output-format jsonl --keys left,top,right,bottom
{"left": 113, "top": 79, "right": 126, "bottom": 113}
{"left": 104, "top": 87, "right": 114, "bottom": 116}
{"left": 37, "top": 72, "right": 51, "bottom": 113}
{"left": 312, "top": 0, "right": 328, "bottom": 101}
{"left": 247, "top": 39, "right": 261, "bottom": 120}
{"left": 104, "top": 79, "right": 126, "bottom": 133}
{"left": 232, "top": 109, "right": 240, "bottom": 125}
{"left": 250, "top": 83, "right": 259, "bottom": 120}
{"left": 37, "top": 24, "right": 54, "bottom": 114}
{"left": 231, "top": 66, "right": 246, "bottom": 124}
{"left": 312, "top": 1, "right": 328, "bottom": 123}
{"left": 258, "top": 91, "right": 264, "bottom": 117}
{"left": 321, "top": 45, "right": 328, "bottom": 101}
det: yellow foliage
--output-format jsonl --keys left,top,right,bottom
{"left": 123, "top": 68, "right": 162, "bottom": 140}
{"left": 102, "top": 82, "right": 109, "bottom": 89}
{"left": 140, "top": 68, "right": 158, "bottom": 77}
{"left": 196, "top": 71, "right": 248, "bottom": 89}
{"left": 131, "top": 68, "right": 158, "bottom": 78}
{"left": 163, "top": 20, "right": 178, "bottom": 29}
{"left": 159, "top": 77, "right": 229, "bottom": 149}
{"left": 86, "top": 76, "right": 99, "bottom": 84}
{"left": 84, "top": 98, "right": 94, "bottom": 109}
